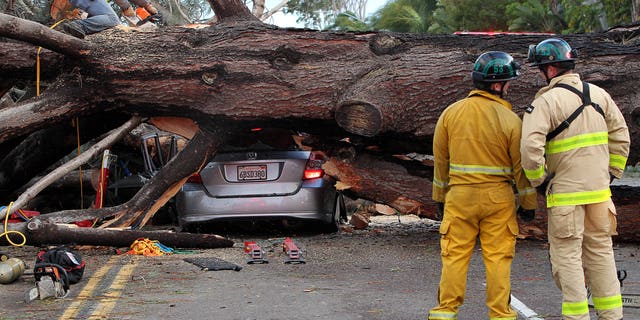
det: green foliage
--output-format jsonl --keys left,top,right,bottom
{"left": 560, "top": 0, "right": 635, "bottom": 33}
{"left": 429, "top": 0, "right": 510, "bottom": 33}
{"left": 561, "top": 0, "right": 605, "bottom": 32}
{"left": 350, "top": 0, "right": 636, "bottom": 34}
{"left": 326, "top": 10, "right": 370, "bottom": 30}
{"left": 285, "top": 0, "right": 366, "bottom": 29}
{"left": 175, "top": 0, "right": 213, "bottom": 23}
{"left": 506, "top": 0, "right": 565, "bottom": 33}
{"left": 368, "top": 0, "right": 436, "bottom": 33}
{"left": 286, "top": 0, "right": 331, "bottom": 28}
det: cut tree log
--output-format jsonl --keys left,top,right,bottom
{"left": 21, "top": 219, "right": 233, "bottom": 248}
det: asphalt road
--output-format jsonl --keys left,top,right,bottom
{"left": 0, "top": 215, "right": 638, "bottom": 320}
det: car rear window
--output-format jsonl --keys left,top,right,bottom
{"left": 219, "top": 128, "right": 300, "bottom": 152}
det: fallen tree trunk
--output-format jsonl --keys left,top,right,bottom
{"left": 1, "top": 21, "right": 639, "bottom": 159}
{"left": 21, "top": 220, "right": 234, "bottom": 248}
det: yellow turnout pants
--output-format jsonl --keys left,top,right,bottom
{"left": 548, "top": 200, "right": 623, "bottom": 320}
{"left": 428, "top": 183, "right": 519, "bottom": 320}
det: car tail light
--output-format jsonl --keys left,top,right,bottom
{"left": 303, "top": 152, "right": 325, "bottom": 180}
{"left": 186, "top": 173, "right": 202, "bottom": 184}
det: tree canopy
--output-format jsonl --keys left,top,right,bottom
{"left": 327, "top": 0, "right": 640, "bottom": 33}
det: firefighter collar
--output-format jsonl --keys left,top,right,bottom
{"left": 535, "top": 73, "right": 581, "bottom": 98}
{"left": 467, "top": 89, "right": 513, "bottom": 110}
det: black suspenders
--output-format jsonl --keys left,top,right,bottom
{"left": 546, "top": 81, "right": 605, "bottom": 142}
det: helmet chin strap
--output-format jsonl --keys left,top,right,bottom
{"left": 539, "top": 66, "right": 552, "bottom": 84}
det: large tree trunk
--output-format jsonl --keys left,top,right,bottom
{"left": 1, "top": 17, "right": 639, "bottom": 151}
{"left": 1, "top": 0, "right": 639, "bottom": 242}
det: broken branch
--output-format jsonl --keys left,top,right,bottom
{"left": 0, "top": 116, "right": 143, "bottom": 216}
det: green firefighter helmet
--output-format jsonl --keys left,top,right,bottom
{"left": 527, "top": 38, "right": 578, "bottom": 66}
{"left": 471, "top": 51, "right": 521, "bottom": 83}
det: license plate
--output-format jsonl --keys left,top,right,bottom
{"left": 238, "top": 165, "right": 267, "bottom": 181}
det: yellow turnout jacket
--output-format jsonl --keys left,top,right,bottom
{"left": 432, "top": 90, "right": 537, "bottom": 210}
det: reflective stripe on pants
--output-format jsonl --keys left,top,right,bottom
{"left": 548, "top": 199, "right": 623, "bottom": 320}
{"left": 428, "top": 183, "right": 518, "bottom": 319}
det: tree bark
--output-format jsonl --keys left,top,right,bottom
{"left": 1, "top": 24, "right": 638, "bottom": 156}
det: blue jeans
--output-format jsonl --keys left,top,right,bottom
{"left": 72, "top": 14, "right": 120, "bottom": 35}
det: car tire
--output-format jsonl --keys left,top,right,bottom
{"left": 323, "top": 192, "right": 345, "bottom": 233}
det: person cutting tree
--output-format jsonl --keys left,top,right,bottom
{"left": 53, "top": 0, "right": 121, "bottom": 39}
{"left": 50, "top": 0, "right": 161, "bottom": 38}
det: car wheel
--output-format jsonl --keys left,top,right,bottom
{"left": 323, "top": 192, "right": 345, "bottom": 233}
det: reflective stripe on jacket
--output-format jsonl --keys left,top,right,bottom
{"left": 521, "top": 73, "right": 630, "bottom": 207}
{"left": 432, "top": 90, "right": 537, "bottom": 210}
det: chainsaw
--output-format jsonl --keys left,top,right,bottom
{"left": 618, "top": 270, "right": 640, "bottom": 308}
{"left": 24, "top": 263, "right": 70, "bottom": 303}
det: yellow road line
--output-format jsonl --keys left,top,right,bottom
{"left": 59, "top": 255, "right": 118, "bottom": 319}
{"left": 59, "top": 255, "right": 137, "bottom": 320}
{"left": 88, "top": 259, "right": 136, "bottom": 319}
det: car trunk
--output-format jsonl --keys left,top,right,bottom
{"left": 200, "top": 150, "right": 311, "bottom": 197}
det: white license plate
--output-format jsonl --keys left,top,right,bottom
{"left": 238, "top": 165, "right": 267, "bottom": 181}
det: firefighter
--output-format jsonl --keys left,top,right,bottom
{"left": 521, "top": 38, "right": 629, "bottom": 320}
{"left": 427, "top": 51, "right": 537, "bottom": 320}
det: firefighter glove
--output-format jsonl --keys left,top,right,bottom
{"left": 517, "top": 207, "right": 536, "bottom": 222}
{"left": 536, "top": 172, "right": 555, "bottom": 196}
{"left": 435, "top": 202, "right": 444, "bottom": 221}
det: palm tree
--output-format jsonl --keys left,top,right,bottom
{"left": 506, "top": 0, "right": 565, "bottom": 33}
{"left": 369, "top": 0, "right": 437, "bottom": 33}
{"left": 326, "top": 10, "right": 370, "bottom": 30}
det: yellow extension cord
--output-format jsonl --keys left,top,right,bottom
{"left": 1, "top": 202, "right": 27, "bottom": 246}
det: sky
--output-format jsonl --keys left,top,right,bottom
{"left": 264, "top": 0, "right": 388, "bottom": 28}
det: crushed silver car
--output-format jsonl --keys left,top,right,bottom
{"left": 175, "top": 128, "right": 346, "bottom": 232}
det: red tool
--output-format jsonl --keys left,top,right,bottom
{"left": 244, "top": 241, "right": 268, "bottom": 264}
{"left": 76, "top": 149, "right": 116, "bottom": 227}
{"left": 94, "top": 149, "right": 115, "bottom": 209}
{"left": 283, "top": 237, "right": 305, "bottom": 264}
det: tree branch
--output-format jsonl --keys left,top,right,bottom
{"left": 0, "top": 116, "right": 142, "bottom": 216}
{"left": 208, "top": 0, "right": 260, "bottom": 23}
{"left": 0, "top": 12, "right": 91, "bottom": 57}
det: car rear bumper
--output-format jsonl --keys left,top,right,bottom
{"left": 176, "top": 182, "right": 336, "bottom": 226}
